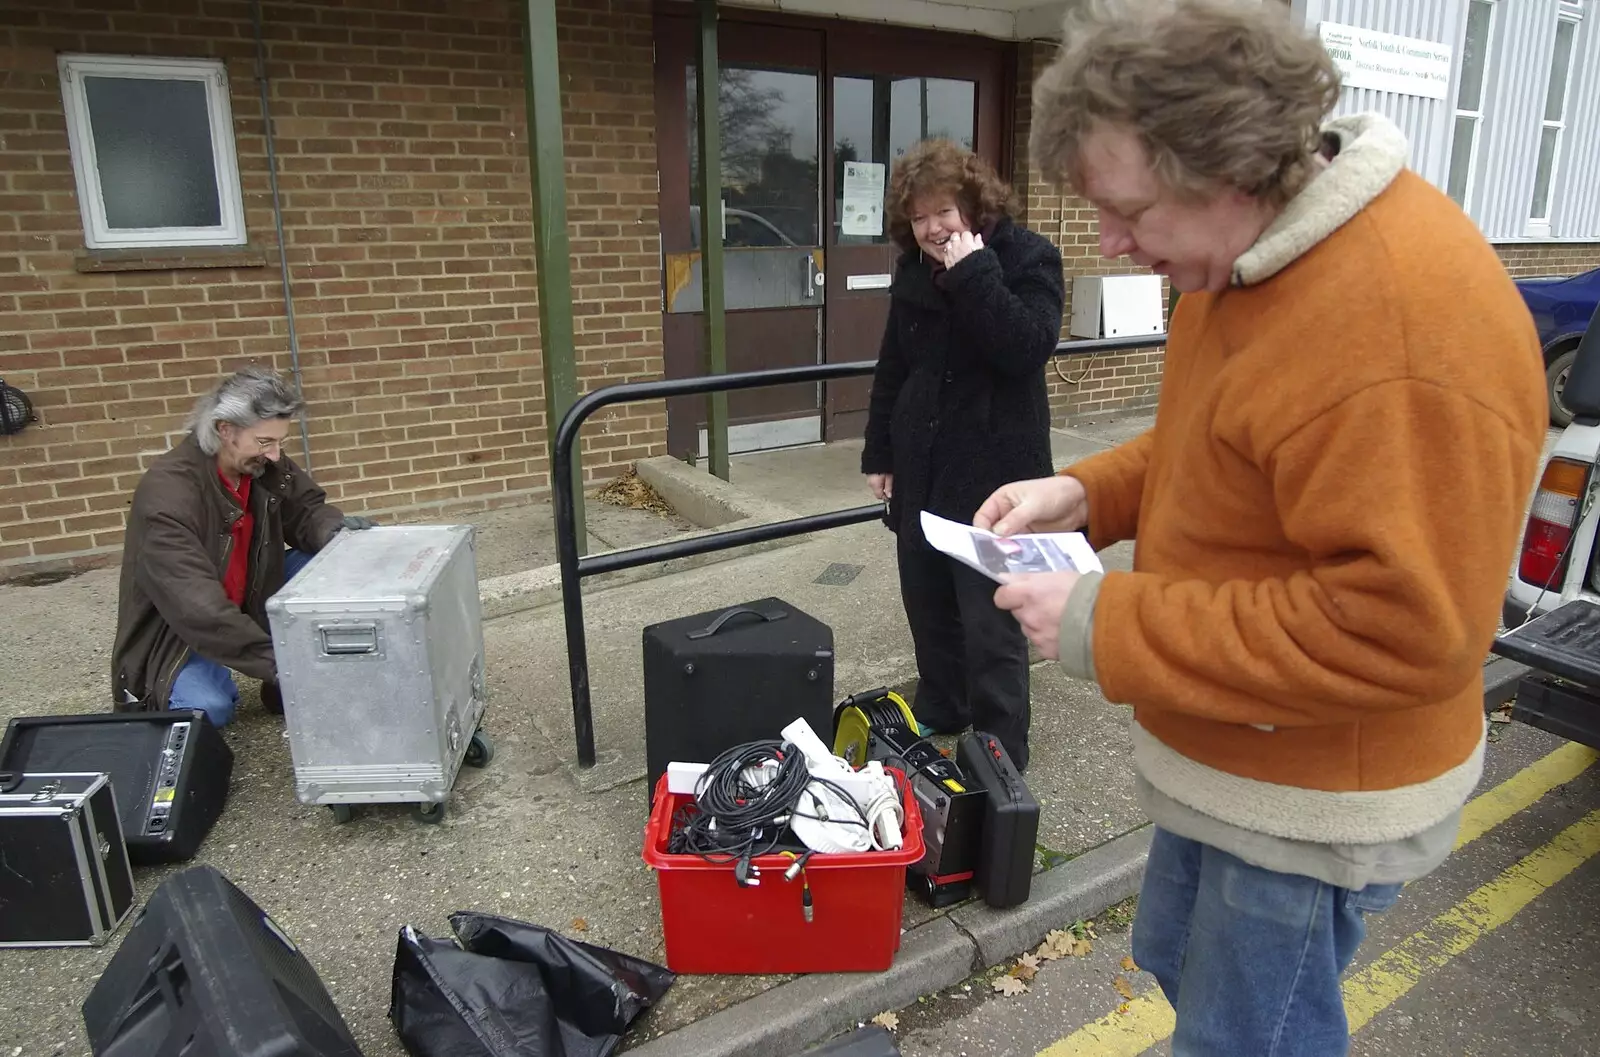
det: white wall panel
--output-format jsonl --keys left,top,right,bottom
{"left": 1552, "top": 8, "right": 1600, "bottom": 238}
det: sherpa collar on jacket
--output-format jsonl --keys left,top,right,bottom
{"left": 1231, "top": 112, "right": 1409, "bottom": 287}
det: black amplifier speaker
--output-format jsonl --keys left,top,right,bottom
{"left": 0, "top": 711, "right": 233, "bottom": 864}
{"left": 642, "top": 598, "right": 835, "bottom": 802}
{"left": 833, "top": 689, "right": 985, "bottom": 907}
{"left": 82, "top": 865, "right": 363, "bottom": 1057}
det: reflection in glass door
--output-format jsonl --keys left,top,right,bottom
{"left": 831, "top": 76, "right": 975, "bottom": 247}
{"left": 672, "top": 64, "right": 824, "bottom": 457}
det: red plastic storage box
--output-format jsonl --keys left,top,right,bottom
{"left": 641, "top": 768, "right": 924, "bottom": 974}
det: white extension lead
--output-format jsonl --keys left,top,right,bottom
{"left": 780, "top": 718, "right": 904, "bottom": 854}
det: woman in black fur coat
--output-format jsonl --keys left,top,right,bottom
{"left": 862, "top": 140, "right": 1065, "bottom": 772}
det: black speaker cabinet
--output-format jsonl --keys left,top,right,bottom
{"left": 0, "top": 711, "right": 232, "bottom": 864}
{"left": 642, "top": 598, "right": 834, "bottom": 801}
{"left": 82, "top": 865, "right": 364, "bottom": 1057}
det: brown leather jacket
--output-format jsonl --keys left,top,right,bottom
{"left": 111, "top": 434, "right": 345, "bottom": 710}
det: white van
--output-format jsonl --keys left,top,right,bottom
{"left": 1494, "top": 303, "right": 1600, "bottom": 747}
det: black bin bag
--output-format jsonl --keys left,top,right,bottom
{"left": 390, "top": 911, "right": 674, "bottom": 1057}
{"left": 802, "top": 1026, "right": 902, "bottom": 1055}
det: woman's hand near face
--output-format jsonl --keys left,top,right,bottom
{"left": 943, "top": 230, "right": 984, "bottom": 269}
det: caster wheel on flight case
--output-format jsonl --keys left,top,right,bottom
{"left": 412, "top": 801, "right": 447, "bottom": 825}
{"left": 329, "top": 803, "right": 356, "bottom": 825}
{"left": 465, "top": 729, "right": 495, "bottom": 768}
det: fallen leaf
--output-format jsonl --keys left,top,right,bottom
{"left": 1116, "top": 1002, "right": 1133, "bottom": 1015}
{"left": 1113, "top": 975, "right": 1136, "bottom": 1000}
{"left": 871, "top": 1012, "right": 900, "bottom": 1032}
{"left": 571, "top": 918, "right": 588, "bottom": 933}
{"left": 1036, "top": 928, "right": 1076, "bottom": 961}
{"left": 1071, "top": 937, "right": 1094, "bottom": 958}
{"left": 1121, "top": 955, "right": 1139, "bottom": 972}
{"left": 1489, "top": 711, "right": 1512, "bottom": 724}
{"left": 1011, "top": 954, "right": 1040, "bottom": 982}
{"left": 993, "top": 976, "right": 1030, "bottom": 996}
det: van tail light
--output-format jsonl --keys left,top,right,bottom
{"left": 1519, "top": 457, "right": 1589, "bottom": 587}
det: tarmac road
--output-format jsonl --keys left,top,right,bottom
{"left": 879, "top": 721, "right": 1600, "bottom": 1057}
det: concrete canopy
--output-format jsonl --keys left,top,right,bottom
{"left": 717, "top": 0, "right": 1075, "bottom": 41}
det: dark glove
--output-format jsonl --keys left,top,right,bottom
{"left": 340, "top": 515, "right": 378, "bottom": 531}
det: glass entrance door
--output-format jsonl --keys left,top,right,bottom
{"left": 653, "top": 13, "right": 1008, "bottom": 458}
{"left": 657, "top": 21, "right": 827, "bottom": 459}
{"left": 821, "top": 33, "right": 1006, "bottom": 442}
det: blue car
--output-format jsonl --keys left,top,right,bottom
{"left": 1516, "top": 266, "right": 1600, "bottom": 426}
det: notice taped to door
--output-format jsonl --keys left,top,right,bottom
{"left": 841, "top": 161, "right": 886, "bottom": 237}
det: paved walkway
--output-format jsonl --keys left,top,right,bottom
{"left": 0, "top": 413, "right": 1162, "bottom": 1057}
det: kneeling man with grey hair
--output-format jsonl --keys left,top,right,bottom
{"left": 112, "top": 367, "right": 376, "bottom": 727}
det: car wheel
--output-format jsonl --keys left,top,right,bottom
{"left": 1548, "top": 347, "right": 1577, "bottom": 428}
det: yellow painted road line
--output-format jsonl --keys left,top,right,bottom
{"left": 1345, "top": 808, "right": 1600, "bottom": 1030}
{"left": 1454, "top": 741, "right": 1597, "bottom": 850}
{"left": 1035, "top": 994, "right": 1175, "bottom": 1057}
{"left": 1035, "top": 744, "right": 1599, "bottom": 1057}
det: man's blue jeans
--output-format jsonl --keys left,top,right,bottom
{"left": 1133, "top": 827, "right": 1404, "bottom": 1057}
{"left": 169, "top": 548, "right": 312, "bottom": 728}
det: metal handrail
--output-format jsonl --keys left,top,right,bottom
{"left": 553, "top": 332, "right": 1167, "bottom": 767}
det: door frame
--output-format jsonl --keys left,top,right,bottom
{"left": 652, "top": 3, "right": 1018, "bottom": 452}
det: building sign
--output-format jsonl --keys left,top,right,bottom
{"left": 1318, "top": 22, "right": 1453, "bottom": 101}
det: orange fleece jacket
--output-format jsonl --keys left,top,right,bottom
{"left": 1067, "top": 169, "right": 1547, "bottom": 795}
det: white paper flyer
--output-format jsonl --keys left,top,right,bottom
{"left": 840, "top": 161, "right": 886, "bottom": 236}
{"left": 919, "top": 510, "right": 1103, "bottom": 583}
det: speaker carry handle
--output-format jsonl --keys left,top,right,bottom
{"left": 0, "top": 772, "right": 22, "bottom": 794}
{"left": 686, "top": 606, "right": 788, "bottom": 640}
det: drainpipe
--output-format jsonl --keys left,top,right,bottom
{"left": 251, "top": 0, "right": 314, "bottom": 471}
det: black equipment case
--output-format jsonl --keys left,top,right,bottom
{"left": 643, "top": 598, "right": 834, "bottom": 800}
{"left": 0, "top": 710, "right": 233, "bottom": 865}
{"left": 0, "top": 771, "right": 136, "bottom": 947}
{"left": 957, "top": 731, "right": 1040, "bottom": 909}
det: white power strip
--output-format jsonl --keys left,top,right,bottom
{"left": 666, "top": 761, "right": 710, "bottom": 795}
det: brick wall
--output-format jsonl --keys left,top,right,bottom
{"left": 1496, "top": 243, "right": 1600, "bottom": 279}
{"left": 0, "top": 0, "right": 664, "bottom": 575}
{"left": 1012, "top": 41, "right": 1165, "bottom": 426}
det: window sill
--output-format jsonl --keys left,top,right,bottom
{"left": 73, "top": 244, "right": 270, "bottom": 274}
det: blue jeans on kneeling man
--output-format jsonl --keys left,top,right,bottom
{"left": 168, "top": 548, "right": 313, "bottom": 729}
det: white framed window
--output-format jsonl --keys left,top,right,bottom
{"left": 1446, "top": 0, "right": 1496, "bottom": 210}
{"left": 1527, "top": 2, "right": 1583, "bottom": 236}
{"left": 58, "top": 54, "right": 247, "bottom": 250}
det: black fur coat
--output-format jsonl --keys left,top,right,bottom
{"left": 861, "top": 216, "right": 1066, "bottom": 535}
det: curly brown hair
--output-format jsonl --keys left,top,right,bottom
{"left": 886, "top": 140, "right": 1015, "bottom": 253}
{"left": 1030, "top": 0, "right": 1342, "bottom": 208}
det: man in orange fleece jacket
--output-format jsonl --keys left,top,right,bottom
{"left": 976, "top": 2, "right": 1547, "bottom": 1054}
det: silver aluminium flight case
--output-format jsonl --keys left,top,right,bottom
{"left": 265, "top": 525, "right": 493, "bottom": 825}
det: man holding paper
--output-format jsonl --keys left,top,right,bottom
{"left": 978, "top": 1, "right": 1545, "bottom": 1054}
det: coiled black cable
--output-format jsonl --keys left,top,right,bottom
{"left": 668, "top": 739, "right": 870, "bottom": 867}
